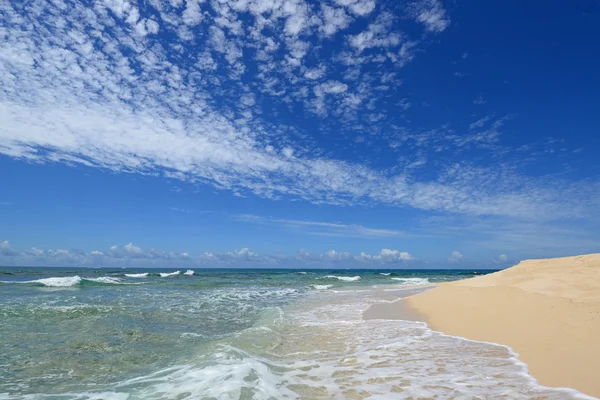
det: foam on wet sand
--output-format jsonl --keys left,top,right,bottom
{"left": 404, "top": 253, "right": 600, "bottom": 398}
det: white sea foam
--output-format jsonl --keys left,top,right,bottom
{"left": 391, "top": 277, "right": 430, "bottom": 285}
{"left": 215, "top": 288, "right": 297, "bottom": 301}
{"left": 310, "top": 284, "right": 333, "bottom": 290}
{"left": 7, "top": 276, "right": 83, "bottom": 287}
{"left": 124, "top": 273, "right": 148, "bottom": 278}
{"left": 0, "top": 391, "right": 132, "bottom": 400}
{"left": 159, "top": 271, "right": 181, "bottom": 277}
{"left": 10, "top": 282, "right": 595, "bottom": 400}
{"left": 181, "top": 288, "right": 299, "bottom": 314}
{"left": 110, "top": 347, "right": 301, "bottom": 400}
{"left": 180, "top": 332, "right": 206, "bottom": 340}
{"left": 49, "top": 287, "right": 593, "bottom": 400}
{"left": 183, "top": 270, "right": 195, "bottom": 276}
{"left": 321, "top": 275, "right": 361, "bottom": 282}
{"left": 268, "top": 288, "right": 594, "bottom": 399}
{"left": 34, "top": 276, "right": 83, "bottom": 287}
{"left": 1, "top": 276, "right": 128, "bottom": 287}
{"left": 379, "top": 272, "right": 391, "bottom": 276}
{"left": 87, "top": 277, "right": 123, "bottom": 284}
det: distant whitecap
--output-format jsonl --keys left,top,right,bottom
{"left": 160, "top": 271, "right": 181, "bottom": 278}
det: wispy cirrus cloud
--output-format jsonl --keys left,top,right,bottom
{"left": 234, "top": 214, "right": 407, "bottom": 238}
{"left": 168, "top": 207, "right": 214, "bottom": 215}
{"left": 419, "top": 214, "right": 600, "bottom": 257}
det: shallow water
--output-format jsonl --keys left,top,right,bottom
{"left": 0, "top": 267, "right": 593, "bottom": 399}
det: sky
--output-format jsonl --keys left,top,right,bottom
{"left": 1, "top": 0, "right": 599, "bottom": 268}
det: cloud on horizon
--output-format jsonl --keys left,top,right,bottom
{"left": 0, "top": 240, "right": 427, "bottom": 267}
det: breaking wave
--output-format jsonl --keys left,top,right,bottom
{"left": 1, "top": 276, "right": 130, "bottom": 287}
{"left": 124, "top": 273, "right": 149, "bottom": 278}
{"left": 159, "top": 271, "right": 181, "bottom": 278}
{"left": 320, "top": 275, "right": 361, "bottom": 282}
{"left": 310, "top": 284, "right": 333, "bottom": 290}
{"left": 391, "top": 277, "right": 430, "bottom": 285}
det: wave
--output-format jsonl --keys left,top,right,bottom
{"left": 310, "top": 284, "right": 333, "bottom": 290}
{"left": 25, "top": 276, "right": 82, "bottom": 287}
{"left": 125, "top": 273, "right": 149, "bottom": 278}
{"left": 183, "top": 270, "right": 195, "bottom": 276}
{"left": 1, "top": 276, "right": 130, "bottom": 287}
{"left": 391, "top": 277, "right": 430, "bottom": 285}
{"left": 320, "top": 275, "right": 361, "bottom": 282}
{"left": 86, "top": 277, "right": 123, "bottom": 284}
{"left": 78, "top": 347, "right": 300, "bottom": 400}
{"left": 159, "top": 271, "right": 181, "bottom": 277}
{"left": 379, "top": 273, "right": 391, "bottom": 276}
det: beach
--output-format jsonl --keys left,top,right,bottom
{"left": 404, "top": 254, "right": 600, "bottom": 398}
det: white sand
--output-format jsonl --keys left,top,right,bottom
{"left": 405, "top": 254, "right": 600, "bottom": 397}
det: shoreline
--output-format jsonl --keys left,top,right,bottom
{"left": 401, "top": 254, "right": 600, "bottom": 398}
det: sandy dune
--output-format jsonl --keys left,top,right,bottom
{"left": 405, "top": 254, "right": 600, "bottom": 397}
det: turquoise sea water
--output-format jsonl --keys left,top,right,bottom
{"left": 0, "top": 267, "right": 593, "bottom": 399}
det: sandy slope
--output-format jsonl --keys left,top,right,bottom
{"left": 404, "top": 254, "right": 600, "bottom": 397}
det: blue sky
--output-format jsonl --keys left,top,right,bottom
{"left": 1, "top": 0, "right": 599, "bottom": 268}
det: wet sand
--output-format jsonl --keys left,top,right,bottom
{"left": 362, "top": 287, "right": 430, "bottom": 321}
{"left": 402, "top": 254, "right": 600, "bottom": 397}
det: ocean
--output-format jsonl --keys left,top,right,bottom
{"left": 0, "top": 267, "right": 592, "bottom": 399}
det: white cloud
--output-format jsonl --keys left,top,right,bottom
{"left": 469, "top": 115, "right": 492, "bottom": 130}
{"left": 358, "top": 249, "right": 414, "bottom": 262}
{"left": 326, "top": 249, "right": 352, "bottom": 260}
{"left": 474, "top": 94, "right": 487, "bottom": 105}
{"left": 320, "top": 5, "right": 351, "bottom": 36}
{"left": 124, "top": 242, "right": 144, "bottom": 257}
{"left": 295, "top": 248, "right": 415, "bottom": 264}
{"left": 398, "top": 98, "right": 411, "bottom": 111}
{"left": 199, "top": 247, "right": 266, "bottom": 264}
{"left": 26, "top": 247, "right": 46, "bottom": 257}
{"left": 182, "top": 0, "right": 204, "bottom": 26}
{"left": 285, "top": 13, "right": 307, "bottom": 36}
{"left": 334, "top": 0, "right": 376, "bottom": 16}
{"left": 0, "top": 239, "right": 419, "bottom": 267}
{"left": 498, "top": 254, "right": 508, "bottom": 261}
{"left": 304, "top": 65, "right": 327, "bottom": 80}
{"left": 0, "top": 240, "right": 18, "bottom": 256}
{"left": 448, "top": 251, "right": 464, "bottom": 263}
{"left": 348, "top": 12, "right": 402, "bottom": 53}
{"left": 407, "top": 0, "right": 450, "bottom": 33}
{"left": 317, "top": 80, "right": 349, "bottom": 94}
